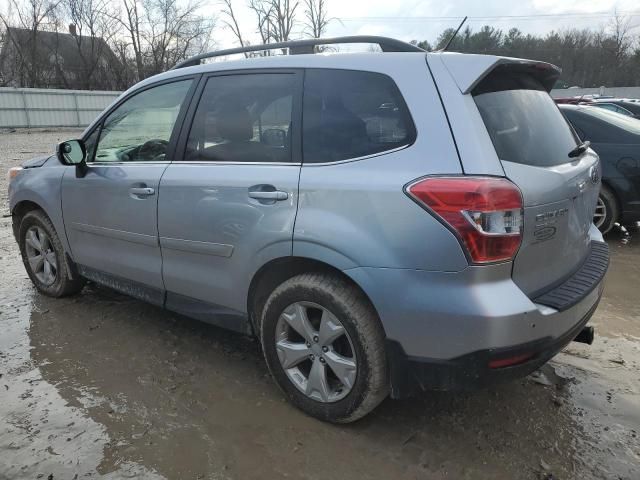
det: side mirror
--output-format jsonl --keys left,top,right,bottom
{"left": 56, "top": 139, "right": 88, "bottom": 177}
{"left": 261, "top": 128, "right": 287, "bottom": 147}
{"left": 56, "top": 139, "right": 86, "bottom": 165}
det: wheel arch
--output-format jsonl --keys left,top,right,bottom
{"left": 11, "top": 199, "right": 46, "bottom": 240}
{"left": 247, "top": 256, "right": 382, "bottom": 337}
{"left": 600, "top": 179, "right": 621, "bottom": 208}
{"left": 12, "top": 199, "right": 79, "bottom": 281}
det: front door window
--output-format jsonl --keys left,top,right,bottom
{"left": 93, "top": 80, "right": 192, "bottom": 163}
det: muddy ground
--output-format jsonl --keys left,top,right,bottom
{"left": 0, "top": 129, "right": 638, "bottom": 480}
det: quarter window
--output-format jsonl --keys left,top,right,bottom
{"left": 302, "top": 69, "right": 415, "bottom": 163}
{"left": 93, "top": 80, "right": 192, "bottom": 162}
{"left": 185, "top": 73, "right": 297, "bottom": 163}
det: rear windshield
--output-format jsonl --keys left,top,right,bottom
{"left": 473, "top": 70, "right": 578, "bottom": 167}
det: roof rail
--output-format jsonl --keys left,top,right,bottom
{"left": 171, "top": 36, "right": 424, "bottom": 70}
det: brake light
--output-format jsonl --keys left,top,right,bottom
{"left": 406, "top": 177, "right": 523, "bottom": 264}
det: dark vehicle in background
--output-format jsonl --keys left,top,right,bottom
{"left": 594, "top": 99, "right": 640, "bottom": 115}
{"left": 554, "top": 98, "right": 640, "bottom": 118}
{"left": 591, "top": 102, "right": 637, "bottom": 118}
{"left": 560, "top": 104, "right": 640, "bottom": 233}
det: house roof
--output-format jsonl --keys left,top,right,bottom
{"left": 3, "top": 27, "right": 118, "bottom": 71}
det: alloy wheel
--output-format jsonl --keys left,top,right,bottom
{"left": 275, "top": 301, "right": 357, "bottom": 403}
{"left": 593, "top": 196, "right": 607, "bottom": 229}
{"left": 24, "top": 226, "right": 57, "bottom": 286}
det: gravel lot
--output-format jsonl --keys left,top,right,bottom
{"left": 1, "top": 129, "right": 639, "bottom": 479}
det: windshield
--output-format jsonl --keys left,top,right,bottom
{"left": 473, "top": 72, "right": 578, "bottom": 167}
{"left": 580, "top": 106, "right": 640, "bottom": 134}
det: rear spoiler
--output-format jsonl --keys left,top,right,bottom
{"left": 435, "top": 52, "right": 561, "bottom": 94}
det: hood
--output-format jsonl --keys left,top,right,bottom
{"left": 22, "top": 154, "right": 54, "bottom": 169}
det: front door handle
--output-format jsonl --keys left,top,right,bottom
{"left": 248, "top": 190, "right": 288, "bottom": 201}
{"left": 130, "top": 187, "right": 155, "bottom": 197}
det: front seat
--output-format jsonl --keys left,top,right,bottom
{"left": 203, "top": 106, "right": 272, "bottom": 163}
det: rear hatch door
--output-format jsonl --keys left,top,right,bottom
{"left": 472, "top": 66, "right": 600, "bottom": 297}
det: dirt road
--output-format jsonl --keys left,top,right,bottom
{"left": 1, "top": 129, "right": 638, "bottom": 479}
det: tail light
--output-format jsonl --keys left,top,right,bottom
{"left": 406, "top": 176, "right": 523, "bottom": 264}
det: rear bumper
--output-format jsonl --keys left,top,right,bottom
{"left": 386, "top": 292, "right": 600, "bottom": 397}
{"left": 344, "top": 238, "right": 609, "bottom": 398}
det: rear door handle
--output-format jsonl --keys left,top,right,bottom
{"left": 248, "top": 190, "right": 288, "bottom": 201}
{"left": 130, "top": 187, "right": 155, "bottom": 196}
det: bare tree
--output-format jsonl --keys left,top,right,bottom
{"left": 112, "top": 0, "right": 213, "bottom": 81}
{"left": 109, "top": 37, "right": 136, "bottom": 88}
{"left": 119, "top": 0, "right": 144, "bottom": 81}
{"left": 220, "top": 0, "right": 246, "bottom": 50}
{"left": 269, "top": 0, "right": 297, "bottom": 42}
{"left": 143, "top": 0, "right": 214, "bottom": 75}
{"left": 63, "top": 0, "right": 120, "bottom": 88}
{"left": 221, "top": 0, "right": 331, "bottom": 57}
{"left": 302, "top": 0, "right": 330, "bottom": 39}
{"left": 0, "top": 0, "right": 61, "bottom": 87}
{"left": 249, "top": 0, "right": 298, "bottom": 46}
{"left": 607, "top": 10, "right": 634, "bottom": 62}
{"left": 248, "top": 0, "right": 274, "bottom": 51}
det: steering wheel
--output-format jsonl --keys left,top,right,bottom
{"left": 138, "top": 139, "right": 169, "bottom": 161}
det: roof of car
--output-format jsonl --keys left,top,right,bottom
{"left": 88, "top": 38, "right": 560, "bottom": 135}
{"left": 131, "top": 51, "right": 427, "bottom": 90}
{"left": 558, "top": 104, "right": 585, "bottom": 110}
{"left": 128, "top": 50, "right": 559, "bottom": 96}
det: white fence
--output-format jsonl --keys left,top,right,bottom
{"left": 2, "top": 85, "right": 639, "bottom": 129}
{"left": 0, "top": 87, "right": 121, "bottom": 128}
{"left": 550, "top": 86, "right": 640, "bottom": 99}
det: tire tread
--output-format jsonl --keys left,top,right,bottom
{"left": 19, "top": 209, "right": 84, "bottom": 297}
{"left": 260, "top": 272, "right": 388, "bottom": 423}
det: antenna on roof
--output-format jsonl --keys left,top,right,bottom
{"left": 441, "top": 16, "right": 468, "bottom": 52}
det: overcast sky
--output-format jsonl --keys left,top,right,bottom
{"left": 208, "top": 0, "right": 640, "bottom": 49}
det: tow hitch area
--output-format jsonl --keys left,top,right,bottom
{"left": 573, "top": 326, "right": 595, "bottom": 345}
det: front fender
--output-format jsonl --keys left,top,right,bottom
{"left": 9, "top": 162, "right": 72, "bottom": 257}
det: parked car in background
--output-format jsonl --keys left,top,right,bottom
{"left": 8, "top": 37, "right": 609, "bottom": 422}
{"left": 590, "top": 102, "right": 637, "bottom": 118}
{"left": 591, "top": 99, "right": 640, "bottom": 118}
{"left": 554, "top": 97, "right": 584, "bottom": 105}
{"left": 560, "top": 104, "right": 640, "bottom": 233}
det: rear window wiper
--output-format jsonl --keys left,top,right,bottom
{"left": 568, "top": 140, "right": 590, "bottom": 158}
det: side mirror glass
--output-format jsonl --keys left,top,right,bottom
{"left": 261, "top": 128, "right": 287, "bottom": 147}
{"left": 57, "top": 139, "right": 86, "bottom": 165}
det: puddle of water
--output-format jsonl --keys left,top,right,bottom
{"left": 0, "top": 219, "right": 165, "bottom": 480}
{"left": 555, "top": 336, "right": 640, "bottom": 479}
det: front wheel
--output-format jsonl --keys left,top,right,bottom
{"left": 260, "top": 273, "right": 388, "bottom": 423}
{"left": 18, "top": 210, "right": 85, "bottom": 297}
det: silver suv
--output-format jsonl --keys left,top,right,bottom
{"left": 8, "top": 37, "right": 609, "bottom": 423}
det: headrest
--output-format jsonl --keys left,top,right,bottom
{"left": 218, "top": 107, "right": 253, "bottom": 142}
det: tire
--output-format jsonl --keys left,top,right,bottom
{"left": 18, "top": 210, "right": 85, "bottom": 297}
{"left": 594, "top": 185, "right": 618, "bottom": 235}
{"left": 259, "top": 272, "right": 388, "bottom": 423}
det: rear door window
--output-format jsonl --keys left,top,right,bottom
{"left": 302, "top": 69, "right": 415, "bottom": 163}
{"left": 473, "top": 70, "right": 578, "bottom": 167}
{"left": 185, "top": 73, "right": 299, "bottom": 163}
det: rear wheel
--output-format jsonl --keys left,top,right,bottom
{"left": 260, "top": 273, "right": 388, "bottom": 423}
{"left": 594, "top": 185, "right": 618, "bottom": 234}
{"left": 18, "top": 210, "right": 85, "bottom": 297}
